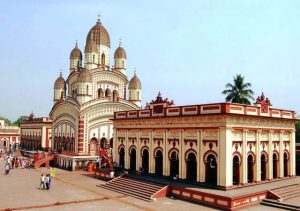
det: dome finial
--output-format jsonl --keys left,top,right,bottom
{"left": 134, "top": 67, "right": 136, "bottom": 75}
{"left": 97, "top": 13, "right": 101, "bottom": 23}
{"left": 59, "top": 70, "right": 62, "bottom": 77}
{"left": 75, "top": 40, "right": 78, "bottom": 47}
{"left": 119, "top": 38, "right": 122, "bottom": 47}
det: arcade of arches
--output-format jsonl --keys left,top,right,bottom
{"left": 113, "top": 97, "right": 296, "bottom": 188}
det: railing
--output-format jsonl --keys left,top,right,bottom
{"left": 34, "top": 154, "right": 55, "bottom": 169}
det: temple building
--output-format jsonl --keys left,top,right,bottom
{"left": 0, "top": 119, "right": 20, "bottom": 149}
{"left": 49, "top": 17, "right": 142, "bottom": 170}
{"left": 113, "top": 92, "right": 296, "bottom": 189}
{"left": 20, "top": 113, "right": 52, "bottom": 151}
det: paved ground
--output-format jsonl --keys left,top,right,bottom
{"left": 0, "top": 158, "right": 288, "bottom": 211}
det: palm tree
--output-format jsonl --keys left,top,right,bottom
{"left": 222, "top": 74, "right": 254, "bottom": 105}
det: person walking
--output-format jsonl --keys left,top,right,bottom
{"left": 40, "top": 174, "right": 45, "bottom": 189}
{"left": 5, "top": 162, "right": 10, "bottom": 174}
{"left": 96, "top": 157, "right": 99, "bottom": 169}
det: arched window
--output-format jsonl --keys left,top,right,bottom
{"left": 105, "top": 88, "right": 111, "bottom": 97}
{"left": 101, "top": 53, "right": 105, "bottom": 65}
{"left": 98, "top": 88, "right": 104, "bottom": 98}
{"left": 113, "top": 90, "right": 118, "bottom": 102}
{"left": 60, "top": 91, "right": 63, "bottom": 99}
{"left": 86, "top": 85, "right": 89, "bottom": 95}
{"left": 93, "top": 54, "right": 95, "bottom": 63}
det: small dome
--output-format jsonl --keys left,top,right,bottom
{"left": 129, "top": 73, "right": 141, "bottom": 89}
{"left": 70, "top": 43, "right": 82, "bottom": 60}
{"left": 85, "top": 35, "right": 97, "bottom": 53}
{"left": 78, "top": 68, "right": 92, "bottom": 83}
{"left": 54, "top": 73, "right": 65, "bottom": 89}
{"left": 114, "top": 46, "right": 127, "bottom": 59}
{"left": 86, "top": 19, "right": 110, "bottom": 48}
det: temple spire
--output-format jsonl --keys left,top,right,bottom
{"left": 97, "top": 13, "right": 101, "bottom": 23}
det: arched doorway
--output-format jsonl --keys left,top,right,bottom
{"left": 232, "top": 155, "right": 240, "bottom": 185}
{"left": 119, "top": 148, "right": 125, "bottom": 169}
{"left": 100, "top": 137, "right": 106, "bottom": 149}
{"left": 205, "top": 154, "right": 217, "bottom": 185}
{"left": 261, "top": 154, "right": 267, "bottom": 181}
{"left": 110, "top": 138, "right": 113, "bottom": 149}
{"left": 142, "top": 149, "right": 149, "bottom": 174}
{"left": 186, "top": 153, "right": 197, "bottom": 182}
{"left": 273, "top": 153, "right": 278, "bottom": 179}
{"left": 130, "top": 148, "right": 136, "bottom": 173}
{"left": 247, "top": 154, "right": 254, "bottom": 183}
{"left": 284, "top": 152, "right": 288, "bottom": 177}
{"left": 155, "top": 150, "right": 163, "bottom": 176}
{"left": 170, "top": 151, "right": 179, "bottom": 178}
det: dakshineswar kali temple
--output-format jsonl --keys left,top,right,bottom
{"left": 113, "top": 92, "right": 296, "bottom": 189}
{"left": 49, "top": 17, "right": 141, "bottom": 169}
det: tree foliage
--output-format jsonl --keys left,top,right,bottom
{"left": 222, "top": 74, "right": 255, "bottom": 105}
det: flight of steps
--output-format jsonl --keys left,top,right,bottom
{"left": 270, "top": 184, "right": 300, "bottom": 201}
{"left": 261, "top": 184, "right": 300, "bottom": 210}
{"left": 100, "top": 176, "right": 168, "bottom": 201}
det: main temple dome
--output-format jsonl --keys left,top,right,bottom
{"left": 86, "top": 19, "right": 110, "bottom": 47}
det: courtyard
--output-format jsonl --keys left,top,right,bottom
{"left": 0, "top": 158, "right": 285, "bottom": 211}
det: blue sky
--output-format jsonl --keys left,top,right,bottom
{"left": 0, "top": 0, "right": 300, "bottom": 121}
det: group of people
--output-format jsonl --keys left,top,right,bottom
{"left": 1, "top": 146, "right": 33, "bottom": 175}
{"left": 40, "top": 174, "right": 52, "bottom": 190}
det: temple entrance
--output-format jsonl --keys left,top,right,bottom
{"left": 261, "top": 154, "right": 267, "bottom": 181}
{"left": 247, "top": 154, "right": 254, "bottom": 183}
{"left": 284, "top": 152, "right": 288, "bottom": 177}
{"left": 205, "top": 154, "right": 217, "bottom": 185}
{"left": 142, "top": 149, "right": 149, "bottom": 174}
{"left": 232, "top": 155, "right": 240, "bottom": 185}
{"left": 110, "top": 138, "right": 113, "bottom": 149}
{"left": 119, "top": 148, "right": 125, "bottom": 169}
{"left": 100, "top": 137, "right": 106, "bottom": 149}
{"left": 89, "top": 138, "right": 97, "bottom": 156}
{"left": 155, "top": 150, "right": 163, "bottom": 176}
{"left": 170, "top": 151, "right": 179, "bottom": 178}
{"left": 130, "top": 148, "right": 136, "bottom": 173}
{"left": 273, "top": 153, "right": 278, "bottom": 179}
{"left": 186, "top": 153, "right": 197, "bottom": 182}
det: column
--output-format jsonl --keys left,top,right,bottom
{"left": 255, "top": 130, "right": 261, "bottom": 181}
{"left": 219, "top": 127, "right": 232, "bottom": 187}
{"left": 196, "top": 129, "right": 200, "bottom": 182}
{"left": 267, "top": 131, "right": 273, "bottom": 180}
{"left": 279, "top": 131, "right": 284, "bottom": 177}
{"left": 77, "top": 116, "right": 84, "bottom": 155}
{"left": 149, "top": 130, "right": 154, "bottom": 174}
{"left": 179, "top": 129, "right": 184, "bottom": 179}
{"left": 125, "top": 129, "right": 129, "bottom": 169}
{"left": 164, "top": 129, "right": 169, "bottom": 176}
{"left": 136, "top": 130, "right": 141, "bottom": 171}
{"left": 113, "top": 127, "right": 117, "bottom": 163}
{"left": 199, "top": 129, "right": 205, "bottom": 182}
{"left": 290, "top": 130, "right": 296, "bottom": 176}
{"left": 241, "top": 130, "right": 248, "bottom": 184}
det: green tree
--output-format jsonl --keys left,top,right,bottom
{"left": 222, "top": 74, "right": 255, "bottom": 105}
{"left": 0, "top": 116, "right": 12, "bottom": 126}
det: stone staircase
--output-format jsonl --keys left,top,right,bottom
{"left": 100, "top": 176, "right": 168, "bottom": 201}
{"left": 261, "top": 184, "right": 300, "bottom": 210}
{"left": 34, "top": 154, "right": 55, "bottom": 169}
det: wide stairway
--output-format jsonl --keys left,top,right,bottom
{"left": 261, "top": 184, "right": 300, "bottom": 210}
{"left": 100, "top": 176, "right": 168, "bottom": 201}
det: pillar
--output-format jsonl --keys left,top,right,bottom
{"left": 290, "top": 130, "right": 296, "bottom": 176}
{"left": 241, "top": 130, "right": 248, "bottom": 184}
{"left": 267, "top": 131, "right": 273, "bottom": 180}
{"left": 149, "top": 130, "right": 154, "bottom": 174}
{"left": 219, "top": 127, "right": 232, "bottom": 187}
{"left": 255, "top": 130, "right": 261, "bottom": 181}
{"left": 163, "top": 129, "right": 168, "bottom": 176}
{"left": 199, "top": 129, "right": 205, "bottom": 182}
{"left": 125, "top": 129, "right": 129, "bottom": 169}
{"left": 180, "top": 129, "right": 185, "bottom": 179}
{"left": 279, "top": 131, "right": 284, "bottom": 177}
{"left": 136, "top": 130, "right": 141, "bottom": 171}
